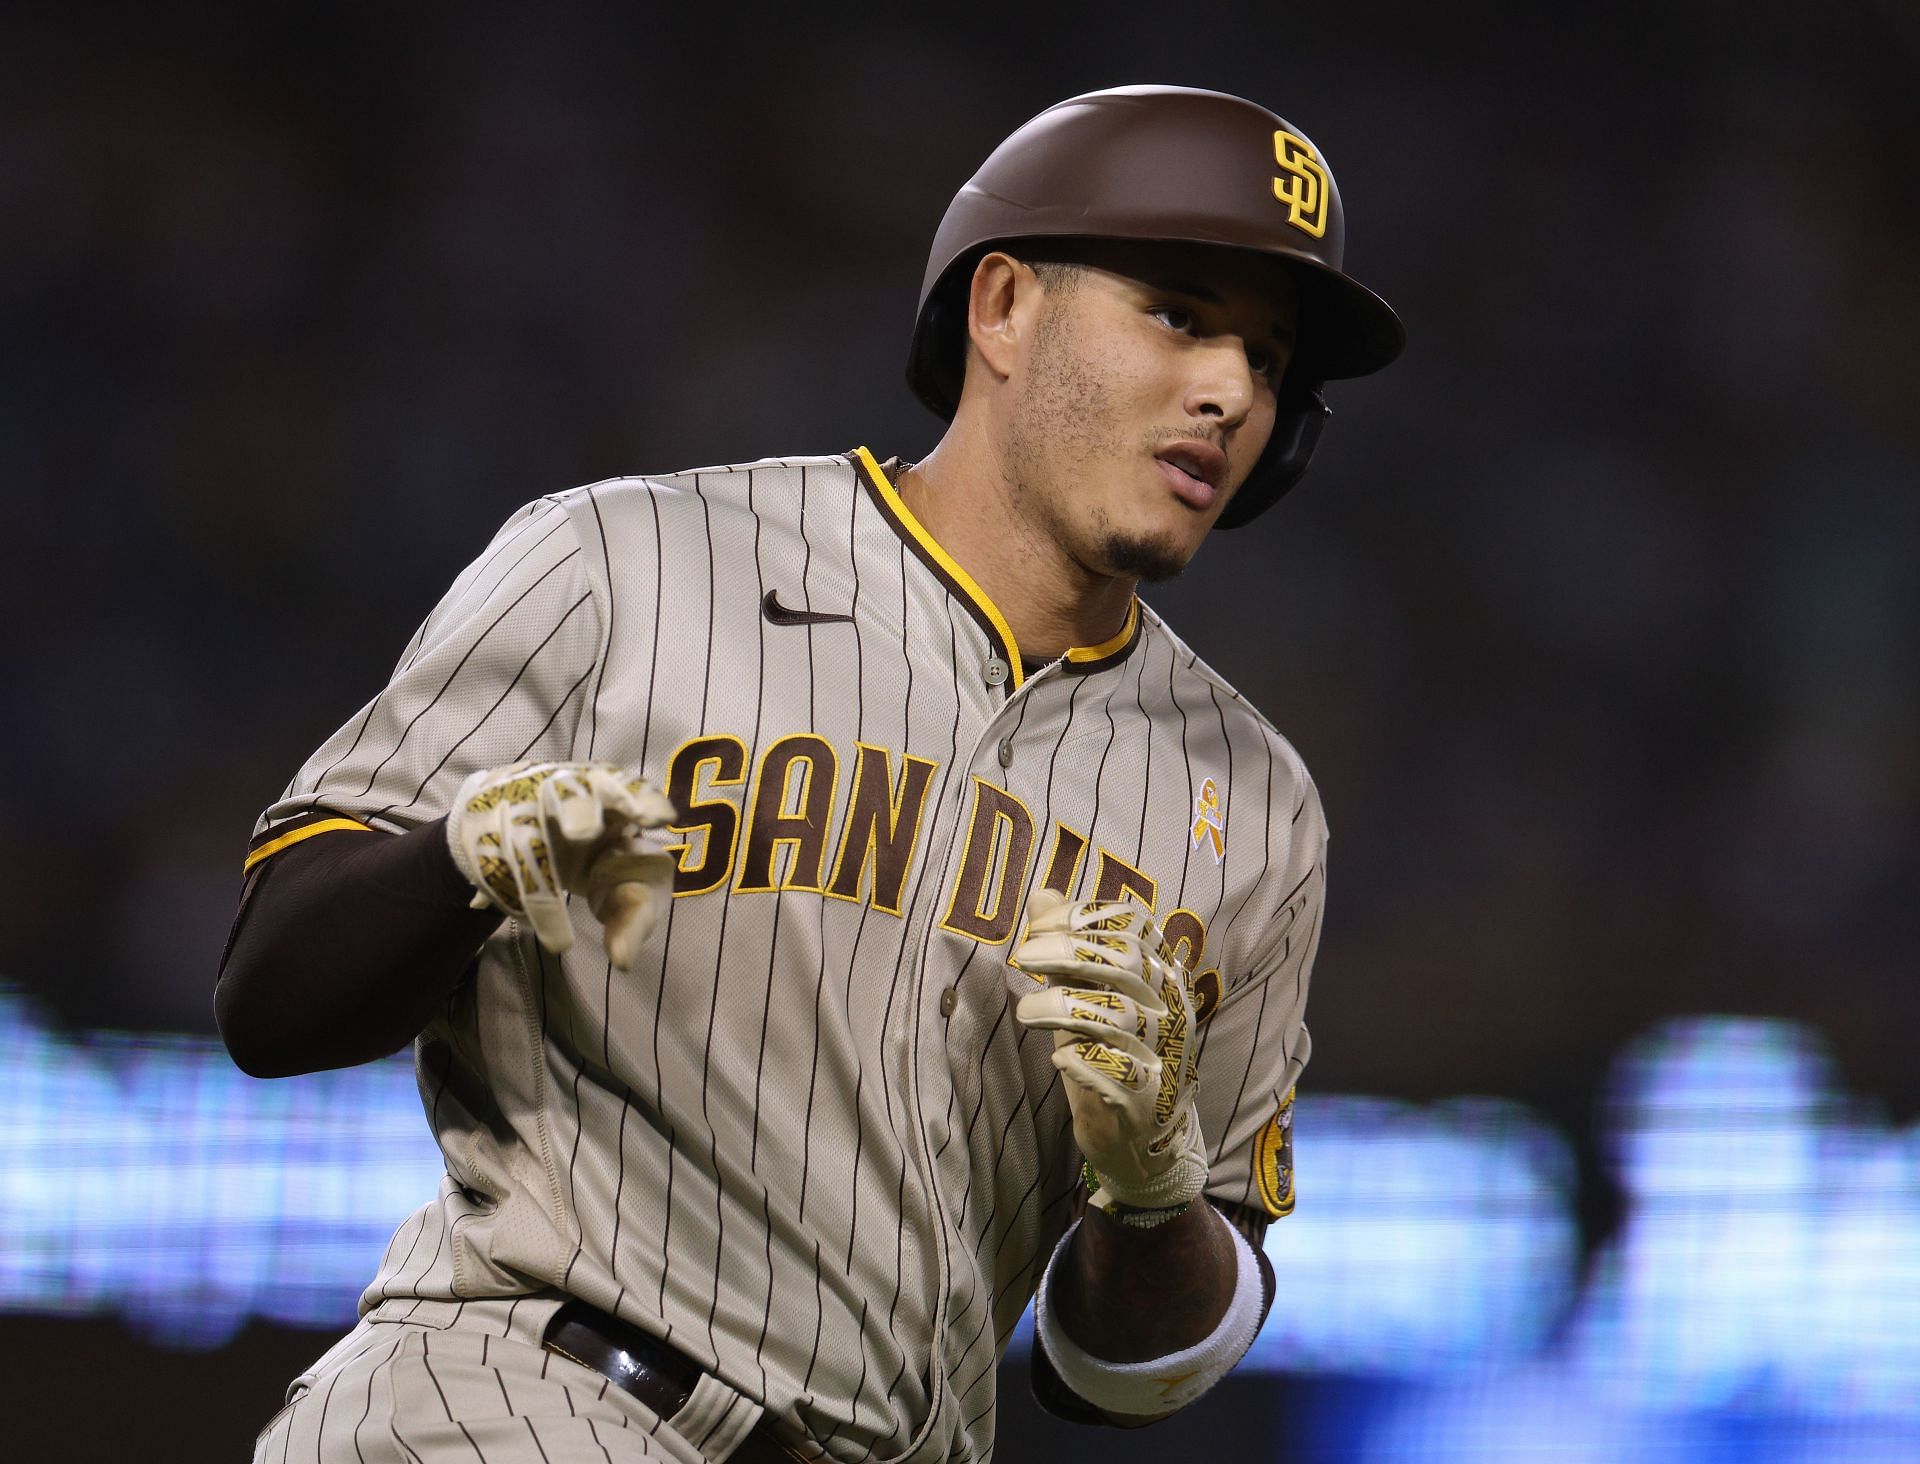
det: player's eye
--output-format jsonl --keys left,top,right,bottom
{"left": 1148, "top": 305, "right": 1196, "bottom": 335}
{"left": 1247, "top": 345, "right": 1283, "bottom": 386}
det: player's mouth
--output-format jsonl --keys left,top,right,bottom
{"left": 1153, "top": 441, "right": 1227, "bottom": 510}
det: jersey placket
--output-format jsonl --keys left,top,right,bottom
{"left": 890, "top": 622, "right": 1033, "bottom": 1462}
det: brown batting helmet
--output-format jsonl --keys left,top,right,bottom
{"left": 906, "top": 84, "right": 1405, "bottom": 528}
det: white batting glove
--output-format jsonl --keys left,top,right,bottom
{"left": 445, "top": 761, "right": 678, "bottom": 970}
{"left": 1013, "top": 890, "right": 1207, "bottom": 1215}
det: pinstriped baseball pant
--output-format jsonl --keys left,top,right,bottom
{"left": 251, "top": 1306, "right": 707, "bottom": 1464}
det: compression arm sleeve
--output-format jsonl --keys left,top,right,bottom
{"left": 215, "top": 820, "right": 504, "bottom": 1077}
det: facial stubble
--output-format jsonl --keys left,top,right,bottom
{"left": 1004, "top": 291, "right": 1196, "bottom": 586}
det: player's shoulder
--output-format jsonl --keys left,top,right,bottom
{"left": 1138, "top": 601, "right": 1321, "bottom": 813}
{"left": 538, "top": 452, "right": 856, "bottom": 529}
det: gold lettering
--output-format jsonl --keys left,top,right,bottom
{"left": 826, "top": 743, "right": 937, "bottom": 915}
{"left": 1160, "top": 908, "right": 1207, "bottom": 973}
{"left": 1039, "top": 822, "right": 1089, "bottom": 896}
{"left": 940, "top": 777, "right": 1037, "bottom": 944}
{"left": 1190, "top": 969, "right": 1223, "bottom": 1025}
{"left": 1271, "top": 129, "right": 1329, "bottom": 239}
{"left": 736, "top": 735, "right": 838, "bottom": 892}
{"left": 664, "top": 736, "right": 748, "bottom": 896}
{"left": 1091, "top": 850, "right": 1157, "bottom": 911}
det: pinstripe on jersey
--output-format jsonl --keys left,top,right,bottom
{"left": 252, "top": 1297, "right": 713, "bottom": 1463}
{"left": 250, "top": 450, "right": 1324, "bottom": 1463}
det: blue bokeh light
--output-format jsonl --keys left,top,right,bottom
{"left": 2, "top": 991, "right": 1916, "bottom": 1457}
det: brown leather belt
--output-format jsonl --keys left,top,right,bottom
{"left": 542, "top": 1301, "right": 805, "bottom": 1463}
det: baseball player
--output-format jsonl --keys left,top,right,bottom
{"left": 219, "top": 84, "right": 1403, "bottom": 1463}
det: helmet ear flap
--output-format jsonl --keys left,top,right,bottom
{"left": 1217, "top": 384, "right": 1329, "bottom": 529}
{"left": 907, "top": 253, "right": 989, "bottom": 421}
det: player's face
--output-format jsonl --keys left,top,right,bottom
{"left": 1003, "top": 242, "right": 1297, "bottom": 583}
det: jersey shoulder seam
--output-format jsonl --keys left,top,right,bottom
{"left": 1138, "top": 600, "right": 1318, "bottom": 814}
{"left": 487, "top": 493, "right": 609, "bottom": 761}
{"left": 1139, "top": 603, "right": 1299, "bottom": 751}
{"left": 543, "top": 453, "right": 854, "bottom": 499}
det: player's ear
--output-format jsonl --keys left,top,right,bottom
{"left": 965, "top": 251, "right": 1041, "bottom": 382}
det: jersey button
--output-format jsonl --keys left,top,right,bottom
{"left": 983, "top": 656, "right": 1009, "bottom": 686}
{"left": 997, "top": 737, "right": 1014, "bottom": 768}
{"left": 939, "top": 987, "right": 959, "bottom": 1017}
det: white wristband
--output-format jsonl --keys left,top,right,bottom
{"left": 1033, "top": 1212, "right": 1265, "bottom": 1417}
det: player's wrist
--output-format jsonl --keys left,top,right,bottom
{"left": 421, "top": 816, "right": 485, "bottom": 903}
{"left": 442, "top": 772, "right": 491, "bottom": 903}
{"left": 1083, "top": 1159, "right": 1202, "bottom": 1228}
{"left": 1095, "top": 1197, "right": 1193, "bottom": 1229}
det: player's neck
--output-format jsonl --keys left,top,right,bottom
{"left": 896, "top": 441, "right": 1138, "bottom": 666}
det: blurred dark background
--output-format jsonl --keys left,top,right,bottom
{"left": 3, "top": 0, "right": 1915, "bottom": 1457}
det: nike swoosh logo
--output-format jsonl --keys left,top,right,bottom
{"left": 762, "top": 590, "right": 855, "bottom": 627}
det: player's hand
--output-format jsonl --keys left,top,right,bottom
{"left": 446, "top": 761, "right": 678, "bottom": 969}
{"left": 1012, "top": 890, "right": 1206, "bottom": 1215}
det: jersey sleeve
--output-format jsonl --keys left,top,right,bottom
{"left": 246, "top": 498, "right": 604, "bottom": 868}
{"left": 1191, "top": 771, "right": 1325, "bottom": 1222}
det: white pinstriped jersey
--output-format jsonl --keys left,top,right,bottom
{"left": 250, "top": 449, "right": 1321, "bottom": 1463}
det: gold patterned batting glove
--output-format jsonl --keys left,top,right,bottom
{"left": 446, "top": 761, "right": 677, "bottom": 969}
{"left": 1012, "top": 890, "right": 1207, "bottom": 1215}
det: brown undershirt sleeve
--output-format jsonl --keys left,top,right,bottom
{"left": 214, "top": 817, "right": 504, "bottom": 1078}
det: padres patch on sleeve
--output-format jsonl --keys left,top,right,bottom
{"left": 1253, "top": 1088, "right": 1297, "bottom": 1217}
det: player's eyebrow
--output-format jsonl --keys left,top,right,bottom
{"left": 1140, "top": 275, "right": 1297, "bottom": 344}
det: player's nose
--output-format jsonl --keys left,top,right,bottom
{"left": 1183, "top": 336, "right": 1257, "bottom": 431}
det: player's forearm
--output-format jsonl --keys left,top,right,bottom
{"left": 215, "top": 819, "right": 502, "bottom": 1077}
{"left": 1052, "top": 1199, "right": 1241, "bottom": 1362}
